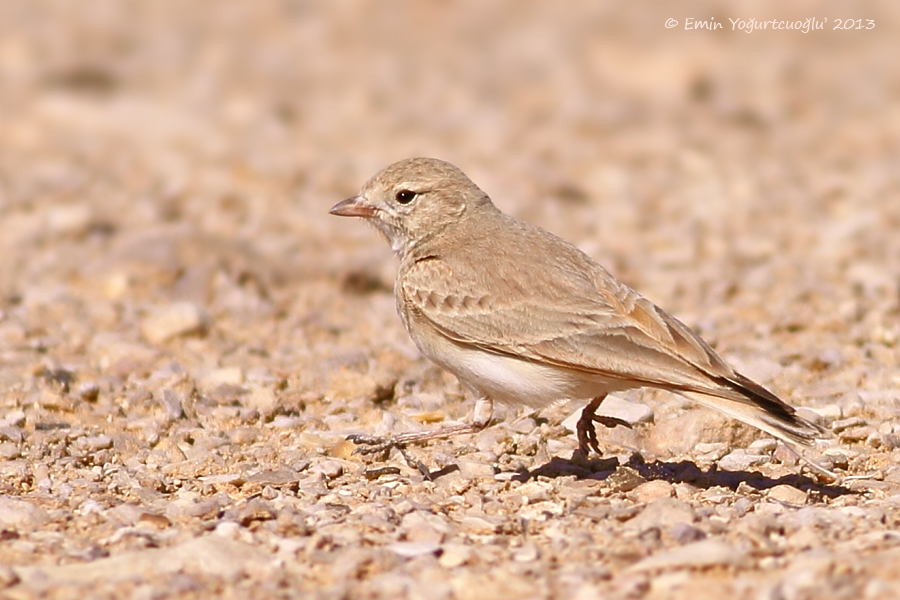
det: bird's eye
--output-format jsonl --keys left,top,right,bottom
{"left": 395, "top": 190, "right": 416, "bottom": 204}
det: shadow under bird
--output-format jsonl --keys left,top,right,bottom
{"left": 330, "top": 157, "right": 827, "bottom": 460}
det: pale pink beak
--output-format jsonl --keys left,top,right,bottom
{"left": 330, "top": 196, "right": 376, "bottom": 219}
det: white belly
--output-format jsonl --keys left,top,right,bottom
{"left": 415, "top": 331, "right": 624, "bottom": 408}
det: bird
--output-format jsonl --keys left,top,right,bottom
{"left": 329, "top": 157, "right": 827, "bottom": 459}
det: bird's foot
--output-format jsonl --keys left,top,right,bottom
{"left": 576, "top": 396, "right": 633, "bottom": 456}
{"left": 346, "top": 433, "right": 401, "bottom": 457}
{"left": 346, "top": 434, "right": 433, "bottom": 479}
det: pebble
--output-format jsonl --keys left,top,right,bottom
{"left": 516, "top": 480, "right": 553, "bottom": 503}
{"left": 0, "top": 498, "right": 49, "bottom": 530}
{"left": 456, "top": 459, "right": 496, "bottom": 479}
{"left": 628, "top": 480, "right": 675, "bottom": 503}
{"left": 199, "top": 367, "right": 244, "bottom": 389}
{"left": 0, "top": 410, "right": 26, "bottom": 428}
{"left": 832, "top": 417, "right": 866, "bottom": 433}
{"left": 0, "top": 565, "right": 20, "bottom": 588}
{"left": 668, "top": 522, "right": 707, "bottom": 544}
{"left": 748, "top": 438, "right": 778, "bottom": 453}
{"left": 717, "top": 449, "right": 770, "bottom": 471}
{"left": 512, "top": 543, "right": 540, "bottom": 562}
{"left": 400, "top": 511, "right": 450, "bottom": 544}
{"left": 628, "top": 539, "right": 749, "bottom": 572}
{"left": 387, "top": 541, "right": 441, "bottom": 558}
{"left": 75, "top": 434, "right": 114, "bottom": 452}
{"left": 308, "top": 459, "right": 344, "bottom": 479}
{"left": 866, "top": 432, "right": 900, "bottom": 450}
{"left": 438, "top": 543, "right": 473, "bottom": 568}
{"left": 803, "top": 405, "right": 842, "bottom": 422}
{"left": 76, "top": 381, "right": 101, "bottom": 402}
{"left": 626, "top": 498, "right": 696, "bottom": 531}
{"left": 597, "top": 395, "right": 655, "bottom": 425}
{"left": 0, "top": 442, "right": 20, "bottom": 459}
{"left": 458, "top": 515, "right": 501, "bottom": 535}
{"left": 245, "top": 386, "right": 278, "bottom": 414}
{"left": 767, "top": 485, "right": 808, "bottom": 505}
{"left": 840, "top": 426, "right": 875, "bottom": 443}
{"left": 141, "top": 302, "right": 211, "bottom": 344}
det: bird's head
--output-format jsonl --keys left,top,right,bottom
{"left": 330, "top": 157, "right": 492, "bottom": 255}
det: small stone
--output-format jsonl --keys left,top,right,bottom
{"left": 0, "top": 564, "right": 20, "bottom": 588}
{"left": 233, "top": 498, "right": 277, "bottom": 525}
{"left": 599, "top": 395, "right": 655, "bottom": 425}
{"left": 866, "top": 432, "right": 900, "bottom": 450}
{"left": 668, "top": 522, "right": 706, "bottom": 544}
{"left": 767, "top": 484, "right": 808, "bottom": 505}
{"left": 439, "top": 543, "right": 472, "bottom": 568}
{"left": 822, "top": 448, "right": 850, "bottom": 469}
{"left": 48, "top": 203, "right": 92, "bottom": 237}
{"left": 245, "top": 386, "right": 278, "bottom": 414}
{"left": 717, "top": 449, "right": 769, "bottom": 471}
{"left": 804, "top": 405, "right": 842, "bottom": 421}
{"left": 773, "top": 444, "right": 800, "bottom": 466}
{"left": 693, "top": 442, "right": 728, "bottom": 461}
{"left": 77, "top": 434, "right": 114, "bottom": 452}
{"left": 198, "top": 473, "right": 245, "bottom": 486}
{"left": 0, "top": 410, "right": 26, "bottom": 428}
{"left": 839, "top": 426, "right": 874, "bottom": 443}
{"left": 0, "top": 498, "right": 49, "bottom": 530}
{"left": 649, "top": 409, "right": 758, "bottom": 456}
{"left": 76, "top": 381, "right": 101, "bottom": 402}
{"left": 308, "top": 459, "right": 344, "bottom": 479}
{"left": 270, "top": 415, "right": 302, "bottom": 429}
{"left": 199, "top": 367, "right": 244, "bottom": 390}
{"left": 387, "top": 541, "right": 441, "bottom": 558}
{"left": 456, "top": 459, "right": 496, "bottom": 479}
{"left": 227, "top": 427, "right": 259, "bottom": 445}
{"left": 157, "top": 389, "right": 185, "bottom": 420}
{"left": 831, "top": 416, "right": 865, "bottom": 433}
{"left": 627, "top": 539, "right": 749, "bottom": 572}
{"left": 0, "top": 426, "right": 24, "bottom": 443}
{"left": 748, "top": 438, "right": 777, "bottom": 453}
{"left": 0, "top": 442, "right": 20, "bottom": 460}
{"left": 458, "top": 515, "right": 501, "bottom": 534}
{"left": 245, "top": 469, "right": 300, "bottom": 486}
{"left": 141, "top": 302, "right": 210, "bottom": 344}
{"left": 516, "top": 480, "right": 553, "bottom": 503}
{"left": 510, "top": 417, "right": 537, "bottom": 434}
{"left": 400, "top": 511, "right": 450, "bottom": 544}
{"left": 626, "top": 498, "right": 695, "bottom": 532}
{"left": 605, "top": 467, "right": 647, "bottom": 492}
{"left": 512, "top": 543, "right": 540, "bottom": 562}
{"left": 629, "top": 480, "right": 675, "bottom": 503}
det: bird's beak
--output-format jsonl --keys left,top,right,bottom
{"left": 329, "top": 196, "right": 377, "bottom": 219}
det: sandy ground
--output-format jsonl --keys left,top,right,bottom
{"left": 1, "top": 1, "right": 900, "bottom": 599}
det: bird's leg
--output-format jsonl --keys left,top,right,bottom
{"left": 348, "top": 396, "right": 494, "bottom": 457}
{"left": 576, "top": 395, "right": 632, "bottom": 456}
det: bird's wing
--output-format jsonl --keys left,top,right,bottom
{"left": 400, "top": 252, "right": 728, "bottom": 392}
{"left": 400, "top": 253, "right": 828, "bottom": 445}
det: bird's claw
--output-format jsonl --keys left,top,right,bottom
{"left": 593, "top": 415, "right": 632, "bottom": 430}
{"left": 346, "top": 434, "right": 404, "bottom": 456}
{"left": 577, "top": 408, "right": 633, "bottom": 456}
{"left": 346, "top": 434, "right": 432, "bottom": 479}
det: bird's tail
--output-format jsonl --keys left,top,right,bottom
{"left": 680, "top": 372, "right": 828, "bottom": 447}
